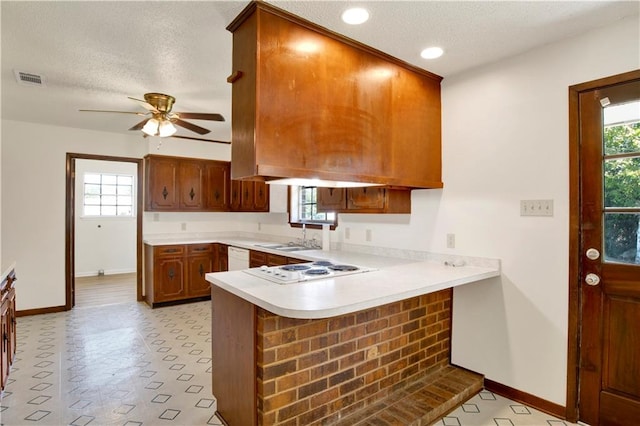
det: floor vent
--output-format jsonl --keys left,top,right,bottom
{"left": 14, "top": 70, "right": 46, "bottom": 87}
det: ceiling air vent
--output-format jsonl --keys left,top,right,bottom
{"left": 14, "top": 70, "right": 46, "bottom": 87}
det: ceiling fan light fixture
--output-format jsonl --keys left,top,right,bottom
{"left": 142, "top": 118, "right": 160, "bottom": 136}
{"left": 158, "top": 120, "right": 177, "bottom": 137}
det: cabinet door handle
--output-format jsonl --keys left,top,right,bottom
{"left": 199, "top": 264, "right": 205, "bottom": 277}
{"left": 162, "top": 186, "right": 169, "bottom": 200}
{"left": 164, "top": 249, "right": 179, "bottom": 253}
{"left": 214, "top": 190, "right": 220, "bottom": 200}
{"left": 227, "top": 70, "right": 243, "bottom": 83}
{"left": 189, "top": 187, "right": 196, "bottom": 200}
{"left": 168, "top": 267, "right": 175, "bottom": 280}
{"left": 2, "top": 332, "right": 7, "bottom": 352}
{"left": 193, "top": 248, "right": 207, "bottom": 252}
{"left": 244, "top": 190, "right": 249, "bottom": 198}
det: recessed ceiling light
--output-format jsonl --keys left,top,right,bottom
{"left": 420, "top": 47, "right": 444, "bottom": 60}
{"left": 342, "top": 8, "right": 369, "bottom": 25}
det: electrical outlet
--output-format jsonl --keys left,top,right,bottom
{"left": 181, "top": 222, "right": 187, "bottom": 231}
{"left": 447, "top": 234, "right": 455, "bottom": 249}
{"left": 366, "top": 229, "right": 372, "bottom": 242}
{"left": 520, "top": 200, "right": 554, "bottom": 217}
{"left": 258, "top": 222, "right": 262, "bottom": 231}
{"left": 345, "top": 227, "right": 351, "bottom": 240}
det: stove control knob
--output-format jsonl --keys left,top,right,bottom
{"left": 260, "top": 265, "right": 269, "bottom": 271}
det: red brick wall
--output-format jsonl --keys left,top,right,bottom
{"left": 256, "top": 289, "right": 452, "bottom": 425}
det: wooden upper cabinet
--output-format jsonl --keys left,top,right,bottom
{"left": 145, "top": 155, "right": 233, "bottom": 212}
{"left": 179, "top": 160, "right": 205, "bottom": 210}
{"left": 227, "top": 2, "right": 443, "bottom": 189}
{"left": 146, "top": 156, "right": 178, "bottom": 210}
{"left": 317, "top": 187, "right": 411, "bottom": 214}
{"left": 205, "top": 161, "right": 230, "bottom": 210}
{"left": 318, "top": 187, "right": 347, "bottom": 211}
{"left": 230, "top": 180, "right": 269, "bottom": 212}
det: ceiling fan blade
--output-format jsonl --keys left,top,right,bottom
{"left": 127, "top": 96, "right": 159, "bottom": 113}
{"left": 79, "top": 109, "right": 147, "bottom": 116}
{"left": 174, "top": 112, "right": 225, "bottom": 122}
{"left": 171, "top": 135, "right": 231, "bottom": 144}
{"left": 129, "top": 118, "right": 150, "bottom": 131}
{"left": 173, "top": 118, "right": 211, "bottom": 135}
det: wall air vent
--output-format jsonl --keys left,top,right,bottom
{"left": 14, "top": 70, "right": 46, "bottom": 87}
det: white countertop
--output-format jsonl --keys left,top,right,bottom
{"left": 145, "top": 233, "right": 500, "bottom": 319}
{"left": 205, "top": 253, "right": 499, "bottom": 319}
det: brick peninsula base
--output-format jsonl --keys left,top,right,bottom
{"left": 211, "top": 286, "right": 483, "bottom": 425}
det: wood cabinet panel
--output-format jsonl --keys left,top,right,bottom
{"left": 231, "top": 180, "right": 270, "bottom": 212}
{"left": 144, "top": 243, "right": 216, "bottom": 307}
{"left": 1, "top": 269, "right": 17, "bottom": 392}
{"left": 154, "top": 257, "right": 186, "bottom": 302}
{"left": 317, "top": 187, "right": 411, "bottom": 213}
{"left": 188, "top": 253, "right": 214, "bottom": 298}
{"left": 145, "top": 155, "right": 232, "bottom": 212}
{"left": 211, "top": 285, "right": 257, "bottom": 426}
{"left": 205, "top": 162, "right": 230, "bottom": 210}
{"left": 145, "top": 156, "right": 178, "bottom": 210}
{"left": 217, "top": 244, "right": 229, "bottom": 272}
{"left": 178, "top": 160, "right": 205, "bottom": 210}
{"left": 228, "top": 2, "right": 442, "bottom": 189}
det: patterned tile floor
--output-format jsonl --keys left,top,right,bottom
{"left": 1, "top": 299, "right": 577, "bottom": 425}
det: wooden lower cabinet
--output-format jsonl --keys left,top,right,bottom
{"left": 144, "top": 243, "right": 219, "bottom": 307}
{"left": 217, "top": 244, "right": 229, "bottom": 272}
{"left": 249, "top": 250, "right": 306, "bottom": 268}
{"left": 1, "top": 268, "right": 17, "bottom": 391}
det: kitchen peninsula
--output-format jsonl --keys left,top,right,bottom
{"left": 206, "top": 247, "right": 499, "bottom": 425}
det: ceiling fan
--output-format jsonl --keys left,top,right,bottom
{"left": 80, "top": 92, "right": 230, "bottom": 144}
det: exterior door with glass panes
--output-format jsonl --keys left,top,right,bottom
{"left": 578, "top": 76, "right": 640, "bottom": 426}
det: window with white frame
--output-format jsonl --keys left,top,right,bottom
{"left": 290, "top": 186, "right": 336, "bottom": 225}
{"left": 83, "top": 173, "right": 134, "bottom": 217}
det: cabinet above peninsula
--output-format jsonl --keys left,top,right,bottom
{"left": 227, "top": 1, "right": 443, "bottom": 188}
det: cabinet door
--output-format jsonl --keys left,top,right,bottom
{"left": 250, "top": 251, "right": 267, "bottom": 268}
{"left": 0, "top": 301, "right": 8, "bottom": 390}
{"left": 205, "top": 162, "right": 230, "bottom": 211}
{"left": 230, "top": 181, "right": 242, "bottom": 211}
{"left": 240, "top": 181, "right": 255, "bottom": 211}
{"left": 154, "top": 257, "right": 186, "bottom": 302}
{"left": 188, "top": 253, "right": 214, "bottom": 298}
{"left": 347, "top": 187, "right": 386, "bottom": 210}
{"left": 253, "top": 182, "right": 269, "bottom": 212}
{"left": 179, "top": 160, "right": 205, "bottom": 210}
{"left": 267, "top": 254, "right": 288, "bottom": 266}
{"left": 146, "top": 156, "right": 178, "bottom": 210}
{"left": 8, "top": 289, "right": 15, "bottom": 364}
{"left": 318, "top": 188, "right": 347, "bottom": 211}
{"left": 217, "top": 244, "right": 229, "bottom": 272}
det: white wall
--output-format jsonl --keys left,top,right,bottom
{"left": 74, "top": 159, "right": 138, "bottom": 277}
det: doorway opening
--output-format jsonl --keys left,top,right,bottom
{"left": 65, "top": 153, "right": 144, "bottom": 310}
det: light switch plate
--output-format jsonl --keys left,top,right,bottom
{"left": 520, "top": 200, "right": 554, "bottom": 217}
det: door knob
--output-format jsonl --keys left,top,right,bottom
{"left": 586, "top": 248, "right": 600, "bottom": 260}
{"left": 585, "top": 273, "right": 601, "bottom": 286}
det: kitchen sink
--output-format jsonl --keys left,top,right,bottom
{"left": 254, "top": 243, "right": 308, "bottom": 252}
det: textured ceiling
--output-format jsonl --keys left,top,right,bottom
{"left": 1, "top": 1, "right": 639, "bottom": 143}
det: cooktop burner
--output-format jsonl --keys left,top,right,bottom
{"left": 328, "top": 264, "right": 359, "bottom": 271}
{"left": 304, "top": 268, "right": 330, "bottom": 276}
{"left": 281, "top": 264, "right": 312, "bottom": 271}
{"left": 242, "top": 260, "right": 377, "bottom": 284}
